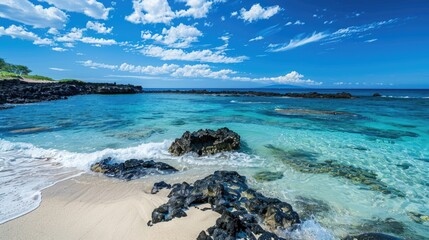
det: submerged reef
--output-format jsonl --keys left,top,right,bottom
{"left": 253, "top": 171, "right": 284, "bottom": 182}
{"left": 90, "top": 157, "right": 178, "bottom": 180}
{"left": 265, "top": 145, "right": 404, "bottom": 197}
{"left": 150, "top": 171, "right": 300, "bottom": 239}
{"left": 169, "top": 128, "right": 241, "bottom": 156}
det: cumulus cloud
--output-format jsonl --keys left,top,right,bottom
{"left": 141, "top": 45, "right": 248, "bottom": 63}
{"left": 0, "top": 25, "right": 53, "bottom": 45}
{"left": 55, "top": 27, "right": 117, "bottom": 46}
{"left": 86, "top": 21, "right": 113, "bottom": 34}
{"left": 79, "top": 60, "right": 319, "bottom": 86}
{"left": 126, "top": 0, "right": 225, "bottom": 25}
{"left": 119, "top": 63, "right": 179, "bottom": 75}
{"left": 249, "top": 36, "right": 263, "bottom": 42}
{"left": 80, "top": 37, "right": 117, "bottom": 46}
{"left": 239, "top": 4, "right": 282, "bottom": 23}
{"left": 141, "top": 23, "right": 202, "bottom": 48}
{"left": 268, "top": 32, "right": 327, "bottom": 52}
{"left": 80, "top": 60, "right": 118, "bottom": 70}
{"left": 233, "top": 71, "right": 321, "bottom": 85}
{"left": 80, "top": 60, "right": 235, "bottom": 79}
{"left": 0, "top": 0, "right": 67, "bottom": 29}
{"left": 171, "top": 64, "right": 235, "bottom": 79}
{"left": 40, "top": 0, "right": 112, "bottom": 20}
{"left": 126, "top": 0, "right": 175, "bottom": 24}
{"left": 175, "top": 0, "right": 213, "bottom": 19}
{"left": 52, "top": 47, "right": 67, "bottom": 51}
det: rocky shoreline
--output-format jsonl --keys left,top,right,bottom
{"left": 144, "top": 89, "right": 354, "bottom": 99}
{"left": 0, "top": 79, "right": 143, "bottom": 105}
{"left": 88, "top": 128, "right": 404, "bottom": 240}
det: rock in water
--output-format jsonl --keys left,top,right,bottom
{"left": 90, "top": 157, "right": 178, "bottom": 180}
{"left": 168, "top": 128, "right": 240, "bottom": 156}
{"left": 150, "top": 171, "right": 300, "bottom": 239}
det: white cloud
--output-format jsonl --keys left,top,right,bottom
{"left": 0, "top": 25, "right": 53, "bottom": 45}
{"left": 80, "top": 60, "right": 320, "bottom": 86}
{"left": 175, "top": 0, "right": 212, "bottom": 19}
{"left": 40, "top": 0, "right": 112, "bottom": 20}
{"left": 286, "top": 20, "right": 305, "bottom": 26}
{"left": 239, "top": 4, "right": 282, "bottom": 23}
{"left": 126, "top": 0, "right": 175, "bottom": 24}
{"left": 80, "top": 37, "right": 117, "bottom": 46}
{"left": 119, "top": 63, "right": 179, "bottom": 75}
{"left": 0, "top": 0, "right": 67, "bottom": 29}
{"left": 233, "top": 71, "right": 321, "bottom": 85}
{"left": 268, "top": 32, "right": 327, "bottom": 52}
{"left": 49, "top": 67, "right": 67, "bottom": 71}
{"left": 86, "top": 21, "right": 113, "bottom": 34}
{"left": 55, "top": 27, "right": 84, "bottom": 42}
{"left": 55, "top": 27, "right": 117, "bottom": 46}
{"left": 141, "top": 45, "right": 247, "bottom": 63}
{"left": 249, "top": 36, "right": 263, "bottom": 42}
{"left": 269, "top": 19, "right": 397, "bottom": 52}
{"left": 365, "top": 38, "right": 377, "bottom": 43}
{"left": 171, "top": 64, "right": 235, "bottom": 79}
{"left": 47, "top": 28, "right": 59, "bottom": 35}
{"left": 141, "top": 23, "right": 202, "bottom": 48}
{"left": 126, "top": 0, "right": 225, "bottom": 25}
{"left": 231, "top": 11, "right": 238, "bottom": 17}
{"left": 331, "top": 19, "right": 396, "bottom": 39}
{"left": 80, "top": 60, "right": 118, "bottom": 70}
{"left": 52, "top": 47, "right": 67, "bottom": 51}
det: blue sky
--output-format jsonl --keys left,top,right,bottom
{"left": 0, "top": 0, "right": 428, "bottom": 88}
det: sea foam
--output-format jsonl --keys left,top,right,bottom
{"left": 0, "top": 138, "right": 262, "bottom": 224}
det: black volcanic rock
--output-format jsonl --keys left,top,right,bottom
{"left": 150, "top": 171, "right": 300, "bottom": 239}
{"left": 168, "top": 128, "right": 240, "bottom": 156}
{"left": 373, "top": 93, "right": 382, "bottom": 97}
{"left": 90, "top": 157, "right": 177, "bottom": 180}
{"left": 144, "top": 89, "right": 354, "bottom": 99}
{"left": 0, "top": 79, "right": 143, "bottom": 105}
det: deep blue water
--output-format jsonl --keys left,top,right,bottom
{"left": 0, "top": 89, "right": 428, "bottom": 239}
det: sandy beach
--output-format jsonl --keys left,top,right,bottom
{"left": 0, "top": 174, "right": 220, "bottom": 240}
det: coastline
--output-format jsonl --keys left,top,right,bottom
{"left": 0, "top": 174, "right": 220, "bottom": 240}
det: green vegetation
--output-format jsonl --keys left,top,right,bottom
{"left": 23, "top": 75, "right": 53, "bottom": 81}
{"left": 58, "top": 79, "right": 85, "bottom": 84}
{"left": 0, "top": 71, "right": 22, "bottom": 79}
{"left": 1, "top": 58, "right": 53, "bottom": 81}
{"left": 0, "top": 58, "right": 31, "bottom": 75}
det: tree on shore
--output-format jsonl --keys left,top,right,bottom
{"left": 0, "top": 58, "right": 32, "bottom": 75}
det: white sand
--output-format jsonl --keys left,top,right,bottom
{"left": 0, "top": 174, "right": 219, "bottom": 240}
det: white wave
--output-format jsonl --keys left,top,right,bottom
{"left": 0, "top": 138, "right": 262, "bottom": 224}
{"left": 284, "top": 219, "right": 334, "bottom": 240}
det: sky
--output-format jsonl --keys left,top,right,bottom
{"left": 0, "top": 0, "right": 428, "bottom": 88}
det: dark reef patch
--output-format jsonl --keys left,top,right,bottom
{"left": 265, "top": 145, "right": 404, "bottom": 197}
{"left": 253, "top": 171, "right": 284, "bottom": 182}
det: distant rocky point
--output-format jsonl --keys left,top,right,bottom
{"left": 0, "top": 79, "right": 143, "bottom": 105}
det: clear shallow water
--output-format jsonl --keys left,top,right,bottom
{"left": 0, "top": 89, "right": 428, "bottom": 239}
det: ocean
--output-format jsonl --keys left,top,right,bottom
{"left": 0, "top": 89, "right": 428, "bottom": 239}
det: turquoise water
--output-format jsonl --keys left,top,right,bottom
{"left": 0, "top": 90, "right": 428, "bottom": 239}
